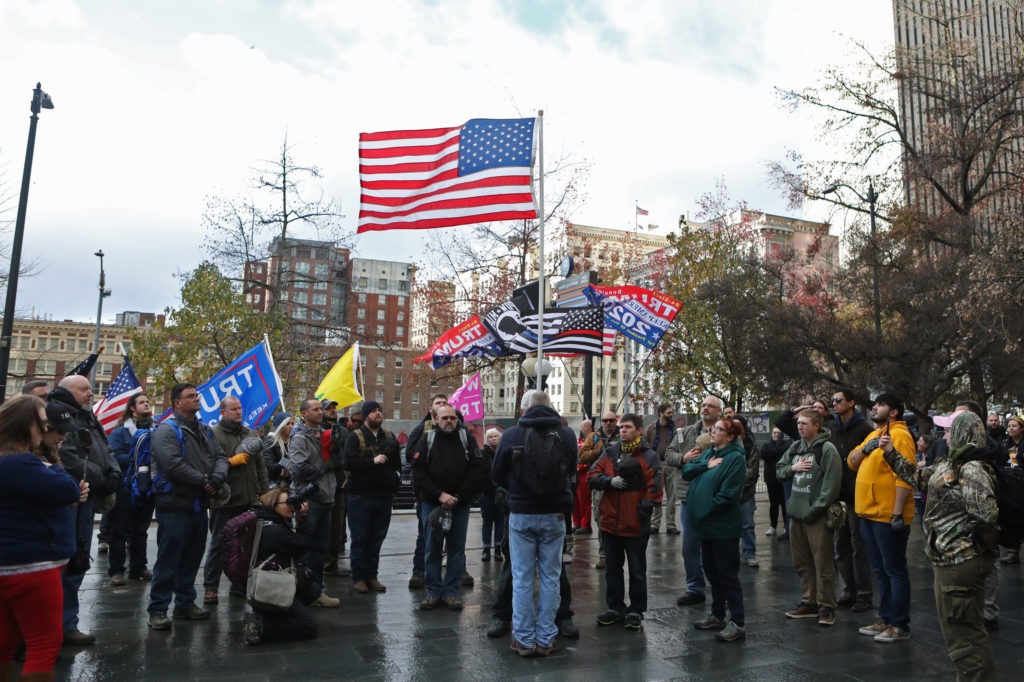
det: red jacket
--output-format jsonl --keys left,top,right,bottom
{"left": 588, "top": 441, "right": 663, "bottom": 537}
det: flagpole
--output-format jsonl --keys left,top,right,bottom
{"left": 635, "top": 201, "right": 638, "bottom": 231}
{"left": 614, "top": 345, "right": 656, "bottom": 414}
{"left": 263, "top": 333, "right": 286, "bottom": 413}
{"left": 535, "top": 110, "right": 546, "bottom": 388}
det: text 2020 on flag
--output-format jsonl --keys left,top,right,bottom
{"left": 358, "top": 118, "right": 537, "bottom": 233}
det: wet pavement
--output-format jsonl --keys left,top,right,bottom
{"left": 51, "top": 500, "right": 1024, "bottom": 681}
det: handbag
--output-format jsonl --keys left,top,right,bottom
{"left": 246, "top": 521, "right": 296, "bottom": 612}
{"left": 825, "top": 500, "right": 847, "bottom": 531}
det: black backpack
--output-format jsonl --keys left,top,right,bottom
{"left": 513, "top": 427, "right": 568, "bottom": 498}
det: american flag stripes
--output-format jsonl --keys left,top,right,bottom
{"left": 358, "top": 118, "right": 537, "bottom": 233}
{"left": 93, "top": 356, "right": 143, "bottom": 434}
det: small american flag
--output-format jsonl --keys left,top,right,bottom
{"left": 93, "top": 355, "right": 143, "bottom": 434}
{"left": 358, "top": 117, "right": 537, "bottom": 233}
{"left": 635, "top": 205, "right": 649, "bottom": 216}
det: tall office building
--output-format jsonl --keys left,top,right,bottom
{"left": 891, "top": 0, "right": 1024, "bottom": 233}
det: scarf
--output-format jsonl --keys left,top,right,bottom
{"left": 620, "top": 436, "right": 642, "bottom": 454}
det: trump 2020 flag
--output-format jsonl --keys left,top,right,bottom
{"left": 160, "top": 340, "right": 284, "bottom": 428}
{"left": 448, "top": 372, "right": 484, "bottom": 421}
{"left": 584, "top": 284, "right": 682, "bottom": 349}
{"left": 414, "top": 316, "right": 505, "bottom": 369}
{"left": 93, "top": 355, "right": 143, "bottom": 434}
{"left": 358, "top": 117, "right": 537, "bottom": 233}
{"left": 315, "top": 343, "right": 363, "bottom": 409}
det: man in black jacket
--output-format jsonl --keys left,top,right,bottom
{"left": 343, "top": 400, "right": 401, "bottom": 593}
{"left": 147, "top": 383, "right": 228, "bottom": 631}
{"left": 406, "top": 394, "right": 448, "bottom": 588}
{"left": 829, "top": 388, "right": 874, "bottom": 613}
{"left": 50, "top": 376, "right": 122, "bottom": 646}
{"left": 412, "top": 405, "right": 484, "bottom": 611}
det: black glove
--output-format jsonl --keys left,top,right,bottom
{"left": 890, "top": 514, "right": 906, "bottom": 532}
{"left": 862, "top": 438, "right": 880, "bottom": 454}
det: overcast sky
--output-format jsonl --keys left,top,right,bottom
{"left": 0, "top": 0, "right": 893, "bottom": 323}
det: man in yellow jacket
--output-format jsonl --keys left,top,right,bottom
{"left": 846, "top": 393, "right": 916, "bottom": 644}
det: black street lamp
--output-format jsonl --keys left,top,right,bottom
{"left": 0, "top": 83, "right": 54, "bottom": 404}
{"left": 91, "top": 250, "right": 112, "bottom": 390}
{"left": 823, "top": 179, "right": 881, "bottom": 339}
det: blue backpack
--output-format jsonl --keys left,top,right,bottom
{"left": 128, "top": 419, "right": 187, "bottom": 508}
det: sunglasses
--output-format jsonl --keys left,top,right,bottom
{"left": 831, "top": 398, "right": 844, "bottom": 404}
{"left": 438, "top": 415, "right": 459, "bottom": 421}
{"left": 601, "top": 418, "right": 616, "bottom": 423}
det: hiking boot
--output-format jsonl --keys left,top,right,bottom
{"left": 443, "top": 596, "right": 464, "bottom": 611}
{"left": 461, "top": 572, "right": 475, "bottom": 587}
{"left": 486, "top": 618, "right": 511, "bottom": 638}
{"left": 836, "top": 594, "right": 856, "bottom": 609}
{"left": 696, "top": 614, "right": 729, "bottom": 630}
{"left": 353, "top": 580, "right": 370, "bottom": 593}
{"left": 203, "top": 590, "right": 219, "bottom": 605}
{"left": 715, "top": 621, "right": 746, "bottom": 642}
{"left": 482, "top": 547, "right": 491, "bottom": 562}
{"left": 556, "top": 617, "right": 580, "bottom": 638}
{"left": 852, "top": 596, "right": 873, "bottom": 613}
{"left": 311, "top": 593, "right": 340, "bottom": 608}
{"left": 129, "top": 570, "right": 153, "bottom": 581}
{"left": 148, "top": 613, "right": 172, "bottom": 631}
{"left": 494, "top": 547, "right": 504, "bottom": 562}
{"left": 595, "top": 557, "right": 606, "bottom": 570}
{"left": 420, "top": 595, "right": 441, "bottom": 610}
{"left": 534, "top": 639, "right": 559, "bottom": 656}
{"left": 408, "top": 573, "right": 425, "bottom": 589}
{"left": 324, "top": 562, "right": 351, "bottom": 577}
{"left": 596, "top": 609, "right": 624, "bottom": 626}
{"left": 367, "top": 579, "right": 387, "bottom": 593}
{"left": 666, "top": 528, "right": 681, "bottom": 535}
{"left": 173, "top": 605, "right": 210, "bottom": 620}
{"left": 677, "top": 592, "right": 706, "bottom": 606}
{"left": 62, "top": 630, "right": 96, "bottom": 646}
{"left": 818, "top": 607, "right": 836, "bottom": 626}
{"left": 874, "top": 626, "right": 910, "bottom": 643}
{"left": 744, "top": 556, "right": 760, "bottom": 568}
{"left": 242, "top": 612, "right": 262, "bottom": 645}
{"left": 694, "top": 614, "right": 727, "bottom": 630}
{"left": 110, "top": 573, "right": 127, "bottom": 587}
{"left": 858, "top": 619, "right": 888, "bottom": 636}
{"left": 785, "top": 602, "right": 819, "bottom": 619}
{"left": 510, "top": 639, "right": 536, "bottom": 657}
{"left": 624, "top": 613, "right": 644, "bottom": 631}
{"left": 97, "top": 542, "right": 109, "bottom": 554}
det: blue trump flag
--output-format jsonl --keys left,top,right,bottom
{"left": 157, "top": 339, "right": 284, "bottom": 428}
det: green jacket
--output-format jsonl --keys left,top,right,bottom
{"left": 681, "top": 440, "right": 745, "bottom": 539}
{"left": 776, "top": 429, "right": 842, "bottom": 523}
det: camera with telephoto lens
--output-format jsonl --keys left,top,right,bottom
{"left": 287, "top": 483, "right": 316, "bottom": 508}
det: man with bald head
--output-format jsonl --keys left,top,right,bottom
{"left": 48, "top": 374, "right": 122, "bottom": 645}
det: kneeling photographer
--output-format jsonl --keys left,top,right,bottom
{"left": 243, "top": 484, "right": 333, "bottom": 645}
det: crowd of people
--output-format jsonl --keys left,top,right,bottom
{"left": 0, "top": 378, "right": 1020, "bottom": 680}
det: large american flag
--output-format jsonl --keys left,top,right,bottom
{"left": 358, "top": 117, "right": 537, "bottom": 233}
{"left": 509, "top": 307, "right": 605, "bottom": 355}
{"left": 93, "top": 356, "right": 143, "bottom": 434}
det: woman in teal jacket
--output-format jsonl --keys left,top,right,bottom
{"left": 681, "top": 417, "right": 748, "bottom": 642}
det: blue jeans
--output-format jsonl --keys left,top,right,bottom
{"left": 680, "top": 501, "right": 705, "bottom": 596}
{"left": 508, "top": 513, "right": 565, "bottom": 647}
{"left": 422, "top": 502, "right": 470, "bottom": 598}
{"left": 603, "top": 532, "right": 650, "bottom": 614}
{"left": 348, "top": 493, "right": 393, "bottom": 582}
{"left": 62, "top": 500, "right": 94, "bottom": 631}
{"left": 860, "top": 518, "right": 911, "bottom": 631}
{"left": 148, "top": 507, "right": 208, "bottom": 615}
{"left": 740, "top": 497, "right": 756, "bottom": 560}
{"left": 298, "top": 500, "right": 333, "bottom": 589}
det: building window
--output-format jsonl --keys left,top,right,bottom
{"left": 294, "top": 291, "right": 308, "bottom": 305}
{"left": 357, "top": 308, "right": 366, "bottom": 319}
{"left": 397, "top": 296, "right": 406, "bottom": 306}
{"left": 358, "top": 277, "right": 368, "bottom": 288}
{"left": 571, "top": 401, "right": 579, "bottom": 413}
{"left": 393, "top": 409, "right": 402, "bottom": 420}
{"left": 294, "top": 261, "right": 310, "bottom": 275}
{"left": 411, "top": 393, "right": 420, "bottom": 404}
{"left": 313, "top": 293, "right": 327, "bottom": 306}
{"left": 376, "top": 372, "right": 384, "bottom": 384}
{"left": 358, "top": 293, "right": 367, "bottom": 304}
{"left": 311, "top": 309, "right": 325, "bottom": 321}
{"left": 12, "top": 358, "right": 27, "bottom": 373}
{"left": 396, "top": 326, "right": 405, "bottom": 337}
{"left": 47, "top": 338, "right": 59, "bottom": 350}
{"left": 395, "top": 375, "right": 402, "bottom": 386}
{"left": 393, "top": 392, "right": 401, "bottom": 403}
{"left": 398, "top": 280, "right": 409, "bottom": 292}
{"left": 292, "top": 308, "right": 305, "bottom": 320}
{"left": 98, "top": 362, "right": 112, "bottom": 376}
{"left": 313, "top": 281, "right": 327, "bottom": 290}
{"left": 376, "top": 325, "right": 384, "bottom": 336}
{"left": 37, "top": 360, "right": 57, "bottom": 374}
{"left": 356, "top": 324, "right": 365, "bottom": 335}
{"left": 377, "top": 310, "right": 385, "bottom": 321}
{"left": 397, "top": 311, "right": 405, "bottom": 322}
{"left": 378, "top": 278, "right": 387, "bottom": 290}
{"left": 374, "top": 390, "right": 384, "bottom": 401}
{"left": 314, "top": 263, "right": 328, "bottom": 278}
{"left": 395, "top": 357, "right": 404, "bottom": 369}
{"left": 376, "top": 356, "right": 385, "bottom": 368}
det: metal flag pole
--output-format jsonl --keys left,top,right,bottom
{"left": 535, "top": 110, "right": 546, "bottom": 387}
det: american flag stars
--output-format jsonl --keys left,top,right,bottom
{"left": 458, "top": 118, "right": 535, "bottom": 176}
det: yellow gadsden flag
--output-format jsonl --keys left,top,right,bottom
{"left": 314, "top": 342, "right": 363, "bottom": 408}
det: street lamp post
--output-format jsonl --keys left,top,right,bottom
{"left": 823, "top": 179, "right": 881, "bottom": 339}
{"left": 92, "top": 250, "right": 112, "bottom": 390}
{"left": 0, "top": 83, "right": 54, "bottom": 404}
